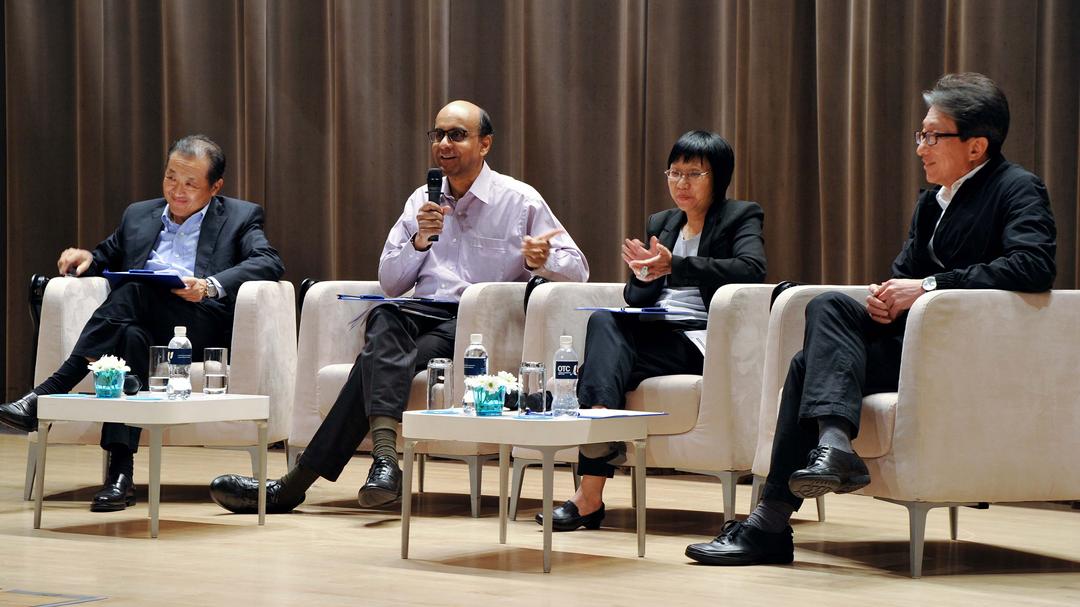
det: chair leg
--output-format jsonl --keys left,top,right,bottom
{"left": 905, "top": 502, "right": 933, "bottom": 578}
{"left": 102, "top": 450, "right": 109, "bottom": 484}
{"left": 417, "top": 454, "right": 426, "bottom": 493}
{"left": 509, "top": 457, "right": 531, "bottom": 521}
{"left": 749, "top": 475, "right": 764, "bottom": 510}
{"left": 948, "top": 506, "right": 959, "bottom": 540}
{"left": 816, "top": 495, "right": 826, "bottom": 522}
{"left": 467, "top": 456, "right": 482, "bottom": 518}
{"left": 243, "top": 446, "right": 261, "bottom": 477}
{"left": 719, "top": 471, "right": 739, "bottom": 524}
{"left": 630, "top": 466, "right": 638, "bottom": 509}
{"left": 286, "top": 446, "right": 302, "bottom": 471}
{"left": 24, "top": 439, "right": 38, "bottom": 501}
{"left": 571, "top": 463, "right": 580, "bottom": 490}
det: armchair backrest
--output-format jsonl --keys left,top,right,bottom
{"left": 520, "top": 282, "right": 625, "bottom": 365}
{"left": 452, "top": 282, "right": 529, "bottom": 400}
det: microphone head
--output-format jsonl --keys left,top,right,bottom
{"left": 427, "top": 168, "right": 442, "bottom": 189}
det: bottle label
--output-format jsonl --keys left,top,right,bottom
{"left": 554, "top": 361, "right": 578, "bottom": 380}
{"left": 463, "top": 356, "right": 487, "bottom": 376}
{"left": 168, "top": 348, "right": 192, "bottom": 365}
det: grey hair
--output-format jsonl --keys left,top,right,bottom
{"left": 922, "top": 73, "right": 1009, "bottom": 157}
{"left": 167, "top": 134, "right": 226, "bottom": 183}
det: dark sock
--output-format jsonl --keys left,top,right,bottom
{"left": 370, "top": 415, "right": 399, "bottom": 463}
{"left": 817, "top": 415, "right": 854, "bottom": 452}
{"left": 744, "top": 499, "right": 795, "bottom": 533}
{"left": 276, "top": 464, "right": 318, "bottom": 501}
{"left": 33, "top": 355, "right": 89, "bottom": 396}
{"left": 107, "top": 446, "right": 134, "bottom": 479}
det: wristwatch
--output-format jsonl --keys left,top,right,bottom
{"left": 921, "top": 276, "right": 937, "bottom": 292}
{"left": 205, "top": 279, "right": 218, "bottom": 299}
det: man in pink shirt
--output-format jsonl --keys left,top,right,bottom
{"left": 210, "top": 100, "right": 589, "bottom": 514}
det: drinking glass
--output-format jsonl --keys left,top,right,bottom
{"left": 518, "top": 361, "right": 547, "bottom": 415}
{"left": 426, "top": 358, "right": 453, "bottom": 410}
{"left": 148, "top": 346, "right": 170, "bottom": 393}
{"left": 203, "top": 347, "right": 229, "bottom": 394}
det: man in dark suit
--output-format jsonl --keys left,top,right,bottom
{"left": 0, "top": 134, "right": 284, "bottom": 512}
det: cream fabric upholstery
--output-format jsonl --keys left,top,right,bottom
{"left": 752, "top": 286, "right": 1080, "bottom": 576}
{"left": 513, "top": 282, "right": 774, "bottom": 521}
{"left": 290, "top": 281, "right": 528, "bottom": 456}
{"left": 29, "top": 277, "right": 297, "bottom": 446}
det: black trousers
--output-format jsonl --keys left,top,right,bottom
{"left": 761, "top": 291, "right": 905, "bottom": 509}
{"left": 575, "top": 311, "right": 705, "bottom": 477}
{"left": 299, "top": 304, "right": 457, "bottom": 482}
{"left": 70, "top": 282, "right": 231, "bottom": 452}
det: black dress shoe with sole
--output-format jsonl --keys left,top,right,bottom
{"left": 209, "top": 474, "right": 304, "bottom": 514}
{"left": 685, "top": 520, "right": 794, "bottom": 566}
{"left": 357, "top": 455, "right": 402, "bottom": 508}
{"left": 788, "top": 445, "right": 870, "bottom": 499}
{"left": 91, "top": 473, "right": 136, "bottom": 512}
{"left": 535, "top": 500, "right": 605, "bottom": 531}
{"left": 0, "top": 392, "right": 38, "bottom": 433}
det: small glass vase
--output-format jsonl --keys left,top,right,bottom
{"left": 472, "top": 386, "right": 506, "bottom": 417}
{"left": 94, "top": 370, "right": 125, "bottom": 398}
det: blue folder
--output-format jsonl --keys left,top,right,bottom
{"left": 102, "top": 270, "right": 186, "bottom": 289}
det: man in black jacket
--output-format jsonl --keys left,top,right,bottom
{"left": 0, "top": 134, "right": 284, "bottom": 512}
{"left": 685, "top": 73, "right": 1056, "bottom": 566}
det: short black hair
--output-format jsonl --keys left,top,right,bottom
{"left": 922, "top": 72, "right": 1010, "bottom": 157}
{"left": 478, "top": 108, "right": 494, "bottom": 137}
{"left": 167, "top": 134, "right": 227, "bottom": 184}
{"left": 667, "top": 130, "right": 735, "bottom": 204}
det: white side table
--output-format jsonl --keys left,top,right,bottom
{"left": 34, "top": 392, "right": 270, "bottom": 537}
{"left": 401, "top": 409, "right": 662, "bottom": 572}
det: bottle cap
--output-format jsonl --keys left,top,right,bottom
{"left": 174, "top": 326, "right": 187, "bottom": 336}
{"left": 560, "top": 335, "right": 573, "bottom": 348}
{"left": 470, "top": 333, "right": 482, "bottom": 344}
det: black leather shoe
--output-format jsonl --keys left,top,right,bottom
{"left": 685, "top": 520, "right": 794, "bottom": 565}
{"left": 0, "top": 392, "right": 38, "bottom": 433}
{"left": 788, "top": 445, "right": 870, "bottom": 499}
{"left": 209, "top": 474, "right": 304, "bottom": 514}
{"left": 535, "top": 500, "right": 605, "bottom": 531}
{"left": 91, "top": 473, "right": 136, "bottom": 512}
{"left": 357, "top": 455, "right": 402, "bottom": 508}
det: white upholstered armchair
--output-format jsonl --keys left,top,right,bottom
{"left": 25, "top": 277, "right": 297, "bottom": 499}
{"left": 751, "top": 285, "right": 1080, "bottom": 577}
{"left": 510, "top": 282, "right": 775, "bottom": 525}
{"left": 289, "top": 281, "right": 526, "bottom": 517}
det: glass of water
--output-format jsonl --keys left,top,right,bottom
{"left": 203, "top": 347, "right": 229, "bottom": 394}
{"left": 149, "top": 346, "right": 170, "bottom": 393}
{"left": 518, "top": 361, "right": 547, "bottom": 415}
{"left": 426, "top": 358, "right": 453, "bottom": 410}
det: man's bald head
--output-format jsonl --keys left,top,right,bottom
{"left": 438, "top": 100, "right": 494, "bottom": 138}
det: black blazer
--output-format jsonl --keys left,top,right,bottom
{"left": 624, "top": 198, "right": 767, "bottom": 307}
{"left": 88, "top": 196, "right": 285, "bottom": 313}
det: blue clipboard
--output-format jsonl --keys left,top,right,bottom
{"left": 103, "top": 270, "right": 186, "bottom": 289}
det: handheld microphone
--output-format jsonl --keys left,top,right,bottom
{"left": 426, "top": 168, "right": 443, "bottom": 242}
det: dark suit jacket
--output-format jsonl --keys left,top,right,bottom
{"left": 87, "top": 196, "right": 285, "bottom": 314}
{"left": 625, "top": 198, "right": 767, "bottom": 307}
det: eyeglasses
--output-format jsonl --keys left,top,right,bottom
{"left": 664, "top": 170, "right": 710, "bottom": 182}
{"left": 914, "top": 130, "right": 961, "bottom": 146}
{"left": 427, "top": 128, "right": 471, "bottom": 143}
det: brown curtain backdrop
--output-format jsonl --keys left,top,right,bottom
{"left": 4, "top": 0, "right": 1078, "bottom": 398}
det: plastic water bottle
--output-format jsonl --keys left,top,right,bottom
{"left": 166, "top": 326, "right": 192, "bottom": 400}
{"left": 551, "top": 335, "right": 580, "bottom": 417}
{"left": 461, "top": 333, "right": 488, "bottom": 415}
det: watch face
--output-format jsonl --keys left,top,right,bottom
{"left": 922, "top": 277, "right": 937, "bottom": 291}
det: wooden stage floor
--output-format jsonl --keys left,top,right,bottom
{"left": 1, "top": 433, "right": 1078, "bottom": 606}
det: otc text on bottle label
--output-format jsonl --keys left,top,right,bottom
{"left": 555, "top": 361, "right": 578, "bottom": 380}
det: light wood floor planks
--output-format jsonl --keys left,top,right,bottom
{"left": 1, "top": 434, "right": 1079, "bottom": 606}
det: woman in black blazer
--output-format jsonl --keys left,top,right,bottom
{"left": 538, "top": 130, "right": 767, "bottom": 532}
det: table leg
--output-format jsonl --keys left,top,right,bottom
{"left": 401, "top": 439, "right": 416, "bottom": 559}
{"left": 634, "top": 438, "right": 646, "bottom": 557}
{"left": 542, "top": 447, "right": 555, "bottom": 573}
{"left": 149, "top": 426, "right": 163, "bottom": 538}
{"left": 498, "top": 444, "right": 509, "bottom": 544}
{"left": 257, "top": 421, "right": 268, "bottom": 526}
{"left": 33, "top": 422, "right": 51, "bottom": 530}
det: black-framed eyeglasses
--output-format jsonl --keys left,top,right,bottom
{"left": 664, "top": 169, "right": 710, "bottom": 182}
{"left": 427, "top": 128, "right": 471, "bottom": 143}
{"left": 914, "top": 130, "right": 961, "bottom": 146}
